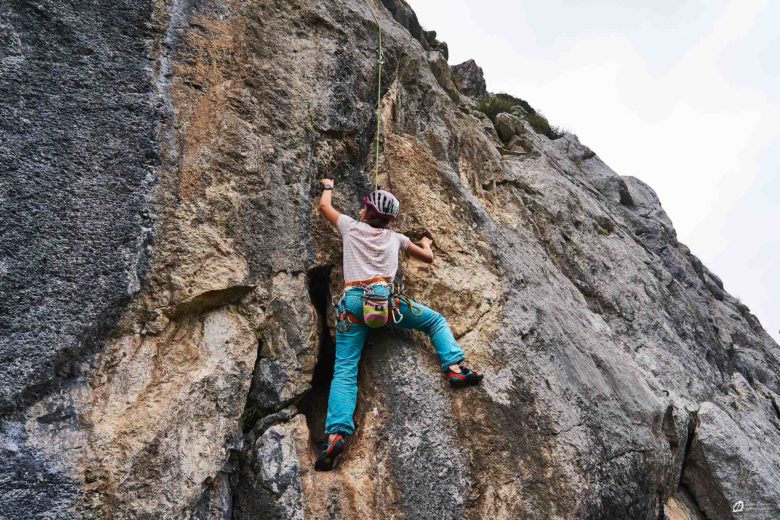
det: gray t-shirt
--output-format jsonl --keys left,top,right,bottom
{"left": 337, "top": 214, "right": 410, "bottom": 283}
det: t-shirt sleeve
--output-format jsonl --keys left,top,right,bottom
{"left": 336, "top": 214, "right": 356, "bottom": 236}
{"left": 396, "top": 232, "right": 411, "bottom": 251}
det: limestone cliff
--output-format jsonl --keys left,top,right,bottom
{"left": 1, "top": 1, "right": 779, "bottom": 519}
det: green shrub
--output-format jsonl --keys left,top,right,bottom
{"left": 475, "top": 95, "right": 517, "bottom": 122}
{"left": 525, "top": 113, "right": 565, "bottom": 140}
{"left": 495, "top": 93, "right": 536, "bottom": 116}
{"left": 476, "top": 92, "right": 565, "bottom": 140}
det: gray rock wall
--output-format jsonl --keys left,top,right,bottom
{"left": 1, "top": 0, "right": 778, "bottom": 519}
{"left": 1, "top": 1, "right": 159, "bottom": 517}
{"left": 0, "top": 0, "right": 158, "bottom": 414}
{"left": 451, "top": 59, "right": 487, "bottom": 99}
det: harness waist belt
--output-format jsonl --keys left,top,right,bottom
{"left": 343, "top": 276, "right": 391, "bottom": 288}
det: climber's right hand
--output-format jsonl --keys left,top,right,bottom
{"left": 317, "top": 179, "right": 340, "bottom": 227}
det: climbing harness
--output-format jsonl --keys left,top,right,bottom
{"left": 332, "top": 278, "right": 422, "bottom": 331}
{"left": 365, "top": 0, "right": 384, "bottom": 191}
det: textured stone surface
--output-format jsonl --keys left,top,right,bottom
{"left": 0, "top": 0, "right": 158, "bottom": 414}
{"left": 380, "top": 0, "right": 430, "bottom": 51}
{"left": 682, "top": 382, "right": 780, "bottom": 519}
{"left": 234, "top": 415, "right": 308, "bottom": 520}
{"left": 664, "top": 488, "right": 705, "bottom": 520}
{"left": 1, "top": 0, "right": 779, "bottom": 519}
{"left": 0, "top": 1, "right": 160, "bottom": 516}
{"left": 494, "top": 111, "right": 526, "bottom": 143}
{"left": 451, "top": 59, "right": 488, "bottom": 98}
{"left": 428, "top": 50, "right": 460, "bottom": 103}
{"left": 424, "top": 29, "right": 449, "bottom": 60}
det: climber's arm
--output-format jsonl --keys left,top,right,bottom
{"left": 317, "top": 178, "right": 340, "bottom": 227}
{"left": 406, "top": 236, "right": 434, "bottom": 263}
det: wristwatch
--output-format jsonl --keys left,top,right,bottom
{"left": 322, "top": 184, "right": 333, "bottom": 190}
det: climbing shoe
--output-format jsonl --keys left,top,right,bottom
{"left": 445, "top": 365, "right": 483, "bottom": 388}
{"left": 314, "top": 433, "right": 347, "bottom": 471}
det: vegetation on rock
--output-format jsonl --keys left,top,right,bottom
{"left": 476, "top": 92, "right": 565, "bottom": 139}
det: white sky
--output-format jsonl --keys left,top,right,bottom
{"left": 411, "top": 0, "right": 779, "bottom": 343}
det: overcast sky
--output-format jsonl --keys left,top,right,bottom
{"left": 411, "top": 0, "right": 779, "bottom": 343}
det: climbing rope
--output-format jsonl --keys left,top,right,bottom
{"left": 365, "top": 0, "right": 384, "bottom": 191}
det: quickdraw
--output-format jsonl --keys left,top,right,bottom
{"left": 390, "top": 280, "right": 422, "bottom": 324}
{"left": 333, "top": 294, "right": 356, "bottom": 333}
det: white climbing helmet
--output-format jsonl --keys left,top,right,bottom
{"left": 363, "top": 189, "right": 400, "bottom": 220}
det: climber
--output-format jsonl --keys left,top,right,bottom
{"left": 314, "top": 178, "right": 483, "bottom": 471}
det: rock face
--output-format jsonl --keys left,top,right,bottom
{"left": 451, "top": 59, "right": 488, "bottom": 98}
{"left": 1, "top": 1, "right": 779, "bottom": 519}
{"left": 494, "top": 112, "right": 526, "bottom": 144}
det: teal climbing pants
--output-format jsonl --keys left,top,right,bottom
{"left": 324, "top": 286, "right": 465, "bottom": 436}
